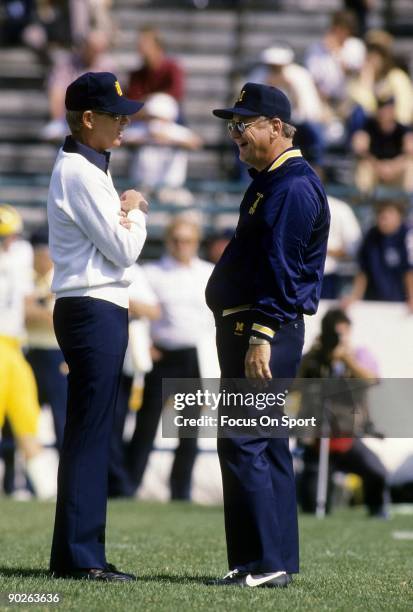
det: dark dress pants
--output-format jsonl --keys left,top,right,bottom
{"left": 50, "top": 297, "right": 128, "bottom": 571}
{"left": 333, "top": 439, "right": 387, "bottom": 515}
{"left": 108, "top": 373, "right": 135, "bottom": 498}
{"left": 26, "top": 348, "right": 67, "bottom": 451}
{"left": 127, "top": 346, "right": 201, "bottom": 500}
{"left": 300, "top": 440, "right": 387, "bottom": 515}
{"left": 216, "top": 314, "right": 305, "bottom": 574}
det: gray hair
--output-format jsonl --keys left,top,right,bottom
{"left": 66, "top": 110, "right": 85, "bottom": 136}
{"left": 281, "top": 122, "right": 297, "bottom": 139}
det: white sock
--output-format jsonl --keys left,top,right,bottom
{"left": 25, "top": 449, "right": 58, "bottom": 500}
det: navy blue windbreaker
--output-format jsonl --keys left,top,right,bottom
{"left": 205, "top": 148, "right": 330, "bottom": 338}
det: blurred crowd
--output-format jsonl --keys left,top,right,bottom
{"left": 2, "top": 3, "right": 413, "bottom": 199}
{"left": 0, "top": 1, "right": 413, "bottom": 512}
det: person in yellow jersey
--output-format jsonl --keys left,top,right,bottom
{"left": 25, "top": 226, "right": 68, "bottom": 452}
{"left": 0, "top": 204, "right": 56, "bottom": 499}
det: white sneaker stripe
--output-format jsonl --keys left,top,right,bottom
{"left": 245, "top": 571, "right": 286, "bottom": 587}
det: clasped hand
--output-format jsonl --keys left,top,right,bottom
{"left": 119, "top": 190, "right": 149, "bottom": 230}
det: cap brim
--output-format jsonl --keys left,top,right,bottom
{"left": 212, "top": 107, "right": 259, "bottom": 119}
{"left": 99, "top": 98, "right": 144, "bottom": 115}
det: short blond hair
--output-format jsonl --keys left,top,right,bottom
{"left": 66, "top": 110, "right": 85, "bottom": 136}
{"left": 165, "top": 215, "right": 202, "bottom": 242}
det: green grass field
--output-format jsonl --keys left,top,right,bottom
{"left": 0, "top": 499, "right": 412, "bottom": 612}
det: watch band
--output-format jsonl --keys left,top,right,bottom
{"left": 249, "top": 336, "right": 270, "bottom": 345}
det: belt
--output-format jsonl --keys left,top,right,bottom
{"left": 220, "top": 305, "right": 303, "bottom": 327}
{"left": 222, "top": 304, "right": 252, "bottom": 317}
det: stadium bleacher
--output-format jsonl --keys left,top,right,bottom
{"left": 0, "top": 0, "right": 412, "bottom": 243}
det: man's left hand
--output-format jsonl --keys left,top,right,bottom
{"left": 118, "top": 210, "right": 132, "bottom": 231}
{"left": 245, "top": 344, "right": 272, "bottom": 380}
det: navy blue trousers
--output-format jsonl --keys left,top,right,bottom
{"left": 26, "top": 348, "right": 67, "bottom": 451}
{"left": 108, "top": 373, "right": 135, "bottom": 498}
{"left": 50, "top": 297, "right": 128, "bottom": 571}
{"left": 216, "top": 314, "right": 305, "bottom": 574}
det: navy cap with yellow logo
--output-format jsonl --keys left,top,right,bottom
{"left": 65, "top": 72, "right": 144, "bottom": 115}
{"left": 213, "top": 82, "right": 291, "bottom": 122}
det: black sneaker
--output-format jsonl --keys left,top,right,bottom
{"left": 206, "top": 568, "right": 292, "bottom": 588}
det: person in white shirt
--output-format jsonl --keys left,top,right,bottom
{"left": 321, "top": 196, "right": 362, "bottom": 299}
{"left": 47, "top": 72, "right": 148, "bottom": 582}
{"left": 252, "top": 45, "right": 323, "bottom": 125}
{"left": 124, "top": 92, "right": 202, "bottom": 201}
{"left": 108, "top": 263, "right": 161, "bottom": 498}
{"left": 127, "top": 216, "right": 214, "bottom": 500}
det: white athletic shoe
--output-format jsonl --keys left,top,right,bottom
{"left": 206, "top": 568, "right": 292, "bottom": 587}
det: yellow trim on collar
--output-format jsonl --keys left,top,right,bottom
{"left": 268, "top": 149, "right": 302, "bottom": 172}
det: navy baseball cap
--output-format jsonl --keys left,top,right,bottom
{"left": 65, "top": 72, "right": 144, "bottom": 115}
{"left": 213, "top": 82, "right": 291, "bottom": 122}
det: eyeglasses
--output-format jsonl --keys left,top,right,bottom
{"left": 93, "top": 110, "right": 129, "bottom": 122}
{"left": 227, "top": 116, "right": 267, "bottom": 134}
{"left": 169, "top": 236, "right": 198, "bottom": 244}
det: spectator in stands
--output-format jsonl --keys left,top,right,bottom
{"left": 127, "top": 27, "right": 185, "bottom": 105}
{"left": 70, "top": 0, "right": 114, "bottom": 42}
{"left": 108, "top": 263, "right": 161, "bottom": 498}
{"left": 341, "top": 200, "right": 413, "bottom": 309}
{"left": 321, "top": 196, "right": 362, "bottom": 299}
{"left": 252, "top": 44, "right": 323, "bottom": 126}
{"left": 41, "top": 29, "right": 115, "bottom": 141}
{"left": 364, "top": 28, "right": 393, "bottom": 53}
{"left": 305, "top": 11, "right": 361, "bottom": 103}
{"left": 1, "top": 0, "right": 71, "bottom": 62}
{"left": 25, "top": 226, "right": 67, "bottom": 452}
{"left": 126, "top": 216, "right": 214, "bottom": 500}
{"left": 0, "top": 204, "right": 56, "bottom": 499}
{"left": 305, "top": 10, "right": 365, "bottom": 143}
{"left": 123, "top": 93, "right": 202, "bottom": 205}
{"left": 298, "top": 308, "right": 388, "bottom": 517}
{"left": 344, "top": 0, "right": 373, "bottom": 36}
{"left": 250, "top": 43, "right": 325, "bottom": 168}
{"left": 348, "top": 40, "right": 413, "bottom": 129}
{"left": 0, "top": 0, "right": 34, "bottom": 46}
{"left": 351, "top": 96, "right": 413, "bottom": 193}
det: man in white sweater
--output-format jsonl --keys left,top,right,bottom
{"left": 47, "top": 72, "right": 148, "bottom": 581}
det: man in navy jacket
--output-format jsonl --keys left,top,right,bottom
{"left": 206, "top": 83, "right": 330, "bottom": 588}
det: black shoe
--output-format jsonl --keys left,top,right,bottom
{"left": 104, "top": 563, "right": 137, "bottom": 580}
{"left": 206, "top": 569, "right": 292, "bottom": 588}
{"left": 52, "top": 564, "right": 136, "bottom": 582}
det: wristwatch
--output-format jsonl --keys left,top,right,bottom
{"left": 249, "top": 336, "right": 270, "bottom": 345}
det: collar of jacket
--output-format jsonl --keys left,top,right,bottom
{"left": 63, "top": 135, "right": 111, "bottom": 174}
{"left": 248, "top": 147, "right": 302, "bottom": 178}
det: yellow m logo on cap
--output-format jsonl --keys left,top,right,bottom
{"left": 237, "top": 90, "right": 246, "bottom": 102}
{"left": 115, "top": 81, "right": 123, "bottom": 96}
